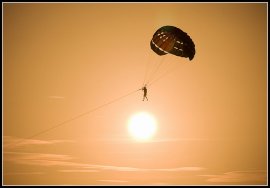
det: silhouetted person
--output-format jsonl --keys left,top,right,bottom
{"left": 142, "top": 85, "right": 148, "bottom": 101}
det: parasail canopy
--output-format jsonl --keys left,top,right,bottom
{"left": 150, "top": 25, "right": 196, "bottom": 60}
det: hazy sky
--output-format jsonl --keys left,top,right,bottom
{"left": 3, "top": 3, "right": 267, "bottom": 185}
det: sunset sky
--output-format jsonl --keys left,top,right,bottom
{"left": 3, "top": 3, "right": 267, "bottom": 185}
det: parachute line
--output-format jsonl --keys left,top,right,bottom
{"left": 145, "top": 55, "right": 166, "bottom": 85}
{"left": 142, "top": 50, "right": 154, "bottom": 86}
{"left": 148, "top": 59, "right": 178, "bottom": 86}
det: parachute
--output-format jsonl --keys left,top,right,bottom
{"left": 142, "top": 25, "right": 195, "bottom": 86}
{"left": 150, "top": 25, "right": 195, "bottom": 60}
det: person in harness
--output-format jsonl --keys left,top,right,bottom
{"left": 141, "top": 85, "right": 148, "bottom": 101}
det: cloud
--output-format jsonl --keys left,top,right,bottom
{"left": 48, "top": 96, "right": 65, "bottom": 99}
{"left": 154, "top": 167, "right": 205, "bottom": 172}
{"left": 3, "top": 136, "right": 75, "bottom": 148}
{"left": 4, "top": 151, "right": 139, "bottom": 171}
{"left": 94, "top": 137, "right": 211, "bottom": 143}
{"left": 4, "top": 172, "right": 44, "bottom": 176}
{"left": 58, "top": 169, "right": 99, "bottom": 173}
{"left": 83, "top": 164, "right": 205, "bottom": 172}
{"left": 4, "top": 136, "right": 205, "bottom": 175}
{"left": 84, "top": 164, "right": 141, "bottom": 172}
{"left": 3, "top": 136, "right": 204, "bottom": 178}
{"left": 151, "top": 182, "right": 169, "bottom": 185}
{"left": 149, "top": 138, "right": 210, "bottom": 143}
{"left": 97, "top": 180, "right": 128, "bottom": 183}
{"left": 4, "top": 151, "right": 83, "bottom": 168}
{"left": 200, "top": 170, "right": 267, "bottom": 184}
{"left": 4, "top": 150, "right": 204, "bottom": 174}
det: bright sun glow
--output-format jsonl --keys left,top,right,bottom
{"left": 128, "top": 112, "right": 157, "bottom": 141}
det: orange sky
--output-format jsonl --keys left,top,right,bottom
{"left": 3, "top": 3, "right": 267, "bottom": 185}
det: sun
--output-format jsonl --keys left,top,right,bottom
{"left": 128, "top": 112, "right": 157, "bottom": 141}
